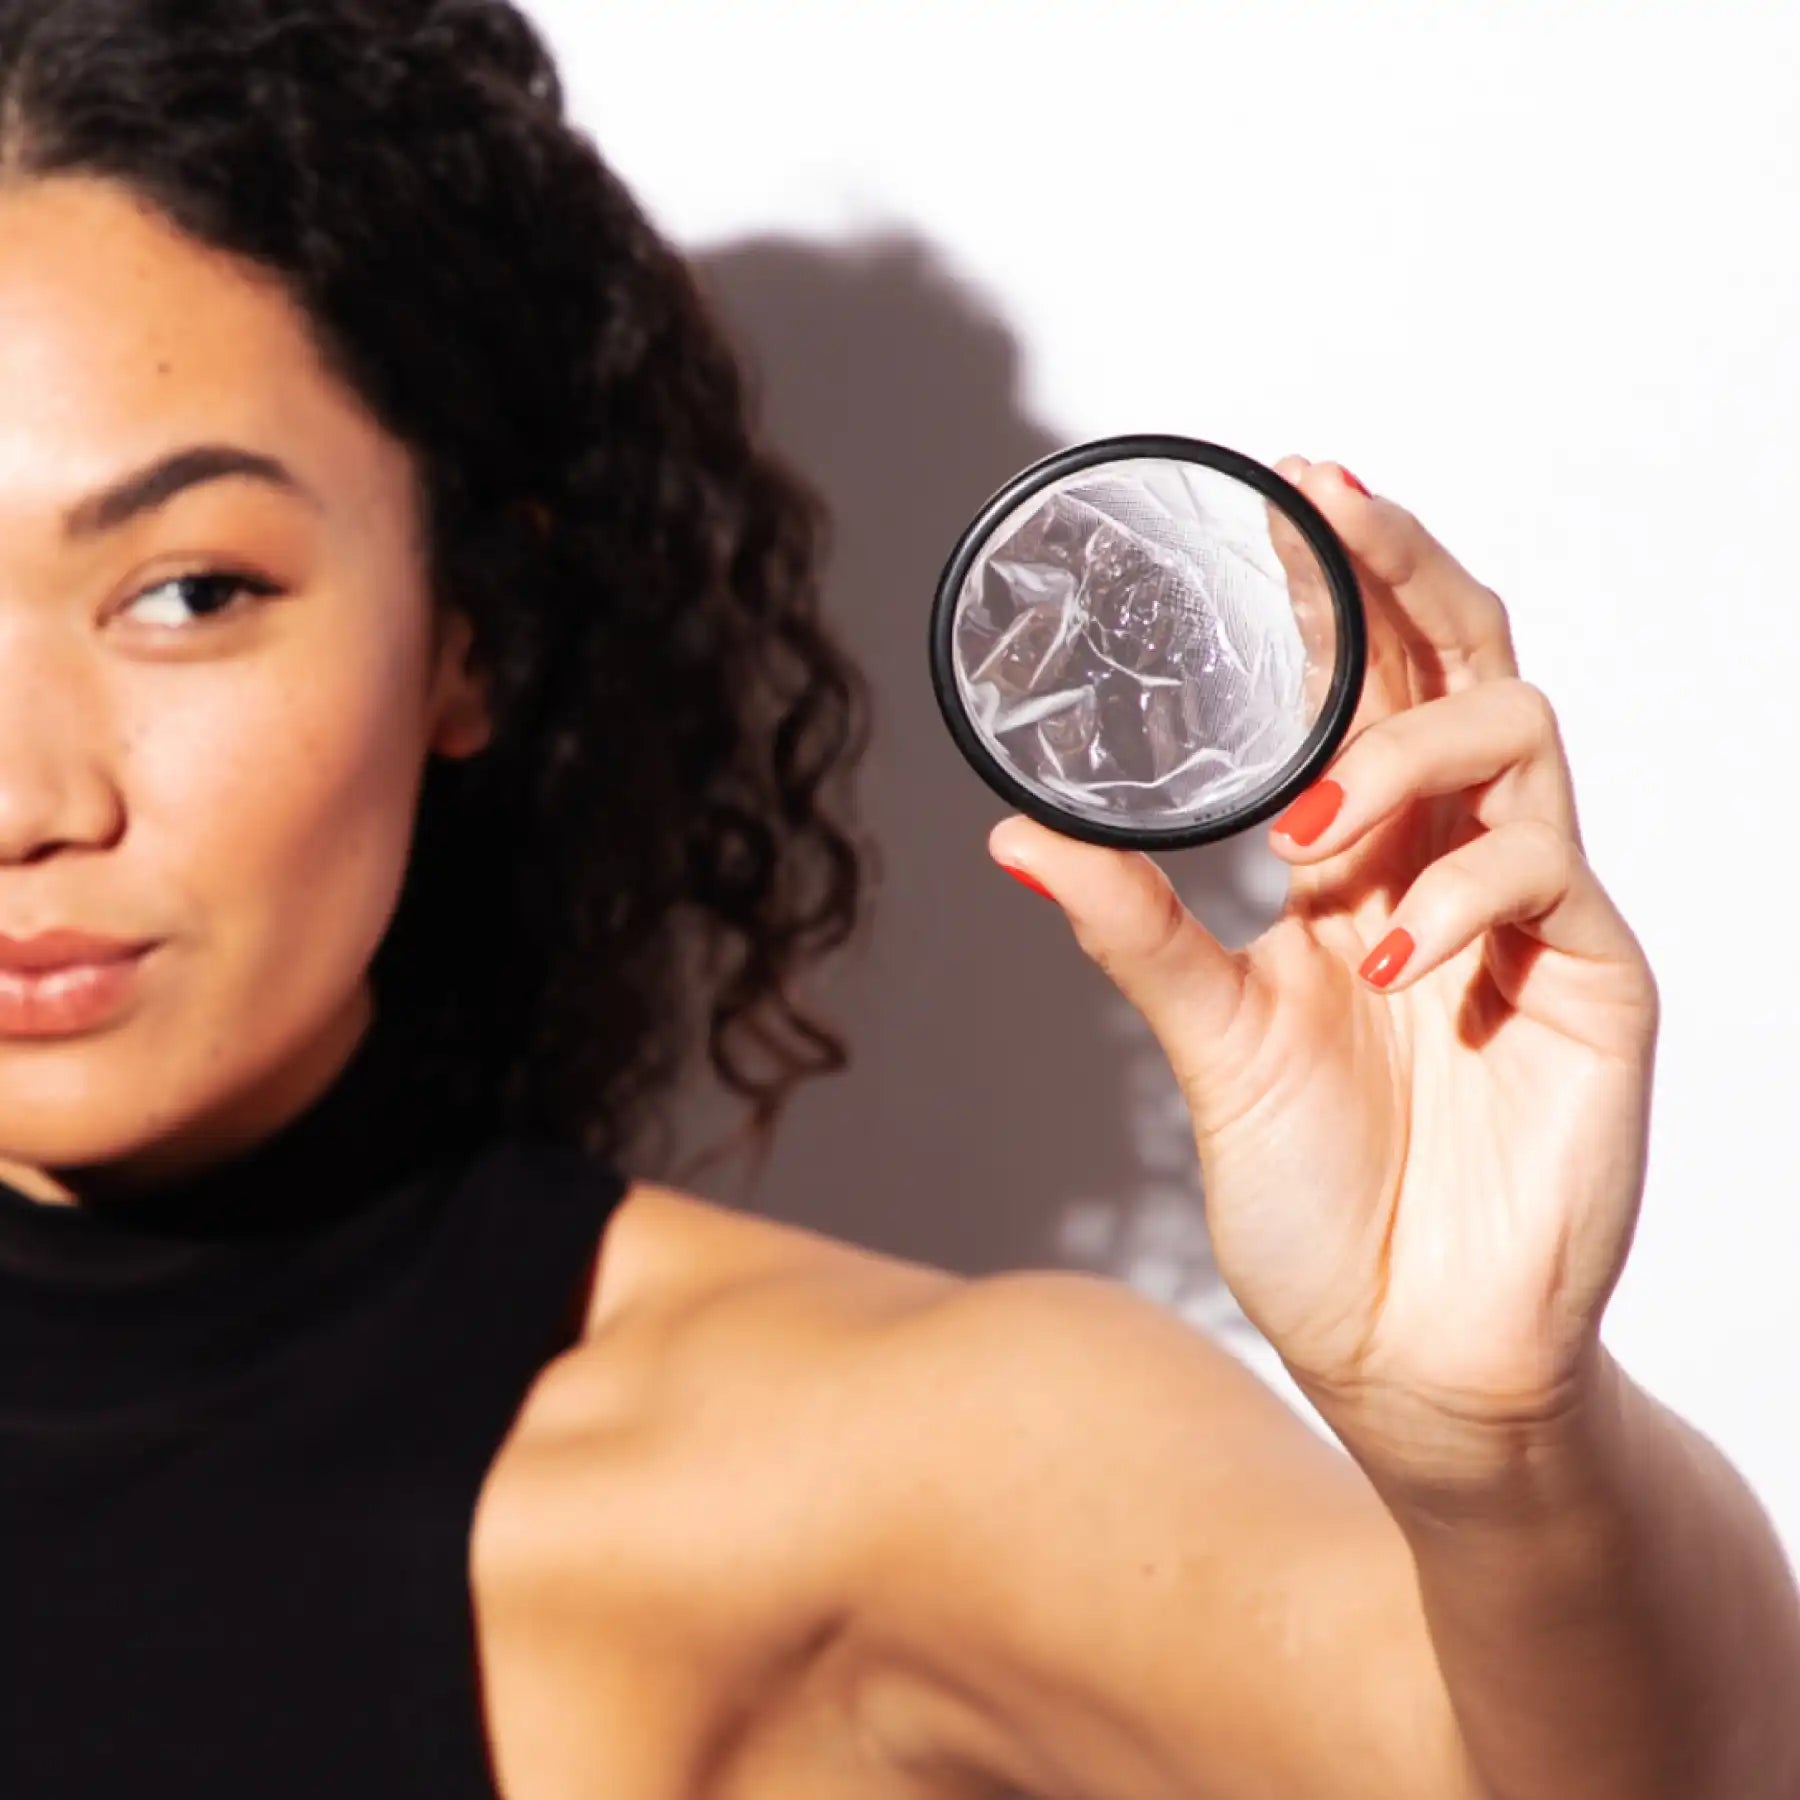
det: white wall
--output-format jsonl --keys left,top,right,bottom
{"left": 526, "top": 0, "right": 1800, "bottom": 1563}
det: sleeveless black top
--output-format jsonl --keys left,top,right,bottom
{"left": 0, "top": 1013, "right": 631, "bottom": 1798}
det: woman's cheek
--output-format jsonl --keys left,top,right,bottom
{"left": 135, "top": 649, "right": 429, "bottom": 1025}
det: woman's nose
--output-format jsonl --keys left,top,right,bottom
{"left": 0, "top": 632, "right": 124, "bottom": 866}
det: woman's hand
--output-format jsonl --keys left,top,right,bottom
{"left": 988, "top": 458, "right": 1660, "bottom": 1498}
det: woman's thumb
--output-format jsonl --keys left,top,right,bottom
{"left": 987, "top": 815, "right": 1250, "bottom": 1079}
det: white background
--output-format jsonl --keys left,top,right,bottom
{"left": 525, "top": 1, "right": 1800, "bottom": 1564}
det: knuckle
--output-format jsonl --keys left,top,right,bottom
{"left": 1082, "top": 871, "right": 1189, "bottom": 975}
{"left": 1382, "top": 503, "right": 1427, "bottom": 576}
{"left": 1141, "top": 873, "right": 1193, "bottom": 963}
{"left": 1379, "top": 493, "right": 1420, "bottom": 534}
{"left": 1479, "top": 582, "right": 1515, "bottom": 628}
{"left": 1510, "top": 817, "right": 1577, "bottom": 887}
{"left": 1429, "top": 857, "right": 1490, "bottom": 917}
{"left": 1072, "top": 919, "right": 1111, "bottom": 969}
{"left": 1340, "top": 726, "right": 1404, "bottom": 799}
{"left": 1081, "top": 934, "right": 1122, "bottom": 980}
{"left": 1500, "top": 677, "right": 1559, "bottom": 743}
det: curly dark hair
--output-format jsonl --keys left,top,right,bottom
{"left": 0, "top": 0, "right": 876, "bottom": 1181}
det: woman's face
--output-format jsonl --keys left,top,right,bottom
{"left": 0, "top": 177, "right": 492, "bottom": 1205}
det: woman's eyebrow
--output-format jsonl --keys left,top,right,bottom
{"left": 62, "top": 443, "right": 323, "bottom": 542}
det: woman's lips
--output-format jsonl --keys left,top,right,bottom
{"left": 0, "top": 930, "right": 157, "bottom": 972}
{"left": 0, "top": 944, "right": 157, "bottom": 1039}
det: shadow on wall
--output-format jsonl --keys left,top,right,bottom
{"left": 667, "top": 228, "right": 1293, "bottom": 1334}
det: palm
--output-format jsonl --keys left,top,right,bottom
{"left": 1196, "top": 838, "right": 1652, "bottom": 1419}
{"left": 1187, "top": 496, "right": 1657, "bottom": 1424}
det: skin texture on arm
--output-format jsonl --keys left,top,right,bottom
{"left": 832, "top": 1268, "right": 1483, "bottom": 1800}
{"left": 1380, "top": 1345, "right": 1800, "bottom": 1800}
{"left": 832, "top": 1266, "right": 1800, "bottom": 1800}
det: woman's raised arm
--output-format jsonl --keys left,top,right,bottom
{"left": 828, "top": 461, "right": 1799, "bottom": 1799}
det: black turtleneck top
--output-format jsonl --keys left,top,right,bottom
{"left": 0, "top": 1013, "right": 631, "bottom": 1798}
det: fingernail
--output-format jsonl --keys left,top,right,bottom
{"left": 999, "top": 863, "right": 1055, "bottom": 901}
{"left": 1339, "top": 467, "right": 1372, "bottom": 497}
{"left": 1359, "top": 927, "right": 1415, "bottom": 988}
{"left": 1272, "top": 778, "right": 1344, "bottom": 847}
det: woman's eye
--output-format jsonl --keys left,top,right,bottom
{"left": 120, "top": 570, "right": 281, "bottom": 631}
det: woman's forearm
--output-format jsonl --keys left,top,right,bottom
{"left": 1376, "top": 1345, "right": 1800, "bottom": 1799}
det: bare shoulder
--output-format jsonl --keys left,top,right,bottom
{"left": 481, "top": 1191, "right": 1429, "bottom": 1799}
{"left": 472, "top": 1179, "right": 987, "bottom": 1796}
{"left": 584, "top": 1178, "right": 968, "bottom": 1338}
{"left": 569, "top": 1177, "right": 978, "bottom": 1503}
{"left": 515, "top": 1176, "right": 974, "bottom": 1488}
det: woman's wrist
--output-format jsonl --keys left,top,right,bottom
{"left": 1284, "top": 1334, "right": 1625, "bottom": 1534}
{"left": 1302, "top": 1341, "right": 1800, "bottom": 1799}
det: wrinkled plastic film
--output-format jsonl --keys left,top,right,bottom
{"left": 952, "top": 458, "right": 1338, "bottom": 827}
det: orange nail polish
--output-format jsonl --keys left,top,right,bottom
{"left": 1340, "top": 467, "right": 1372, "bottom": 497}
{"left": 1360, "top": 928, "right": 1415, "bottom": 988}
{"left": 1272, "top": 779, "right": 1344, "bottom": 847}
{"left": 1000, "top": 863, "right": 1055, "bottom": 901}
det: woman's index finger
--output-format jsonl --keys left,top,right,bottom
{"left": 1296, "top": 464, "right": 1521, "bottom": 690}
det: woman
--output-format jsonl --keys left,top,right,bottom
{"left": 1, "top": 3, "right": 1795, "bottom": 1797}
